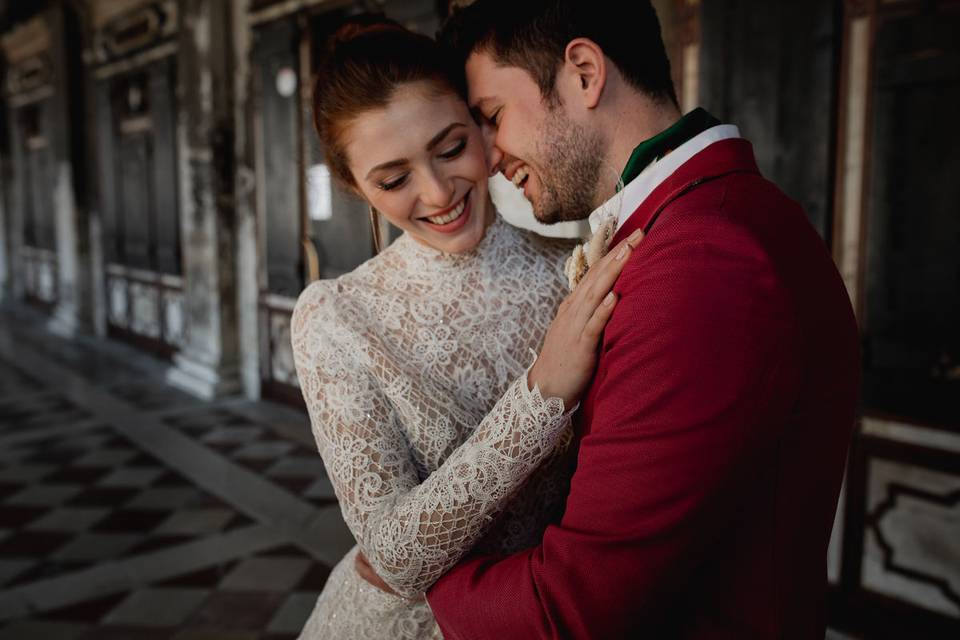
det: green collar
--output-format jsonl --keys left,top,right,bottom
{"left": 618, "top": 107, "right": 721, "bottom": 190}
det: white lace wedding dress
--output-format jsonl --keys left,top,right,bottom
{"left": 291, "top": 215, "right": 577, "bottom": 639}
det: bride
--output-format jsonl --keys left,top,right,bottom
{"left": 291, "top": 17, "right": 641, "bottom": 639}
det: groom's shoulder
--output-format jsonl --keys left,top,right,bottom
{"left": 649, "top": 168, "right": 815, "bottom": 260}
{"left": 615, "top": 176, "right": 803, "bottom": 296}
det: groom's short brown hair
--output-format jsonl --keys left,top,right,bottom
{"left": 439, "top": 0, "right": 677, "bottom": 106}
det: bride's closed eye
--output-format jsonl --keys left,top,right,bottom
{"left": 378, "top": 173, "right": 409, "bottom": 191}
{"left": 438, "top": 138, "right": 467, "bottom": 159}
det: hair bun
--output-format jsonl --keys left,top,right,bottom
{"left": 328, "top": 14, "right": 404, "bottom": 51}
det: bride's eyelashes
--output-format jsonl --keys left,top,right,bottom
{"left": 437, "top": 138, "right": 467, "bottom": 159}
{"left": 376, "top": 138, "right": 469, "bottom": 192}
{"left": 378, "top": 173, "right": 408, "bottom": 191}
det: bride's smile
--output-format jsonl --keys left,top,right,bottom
{"left": 417, "top": 189, "right": 471, "bottom": 231}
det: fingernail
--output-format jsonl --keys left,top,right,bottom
{"left": 628, "top": 228, "right": 644, "bottom": 243}
{"left": 616, "top": 245, "right": 628, "bottom": 260}
{"left": 604, "top": 292, "right": 615, "bottom": 306}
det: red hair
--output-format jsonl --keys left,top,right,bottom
{"left": 312, "top": 16, "right": 465, "bottom": 189}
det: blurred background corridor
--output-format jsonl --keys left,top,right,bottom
{"left": 0, "top": 0, "right": 957, "bottom": 638}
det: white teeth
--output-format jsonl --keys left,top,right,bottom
{"left": 511, "top": 166, "right": 529, "bottom": 188}
{"left": 426, "top": 197, "right": 467, "bottom": 225}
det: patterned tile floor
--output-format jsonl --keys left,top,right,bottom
{"left": 0, "top": 304, "right": 353, "bottom": 639}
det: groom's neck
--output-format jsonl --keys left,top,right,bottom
{"left": 597, "top": 90, "right": 682, "bottom": 201}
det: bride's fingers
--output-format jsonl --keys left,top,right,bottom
{"left": 575, "top": 235, "right": 639, "bottom": 321}
{"left": 581, "top": 228, "right": 645, "bottom": 292}
{"left": 582, "top": 291, "right": 618, "bottom": 344}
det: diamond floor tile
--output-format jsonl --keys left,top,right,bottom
{"left": 0, "top": 307, "right": 342, "bottom": 638}
{"left": 102, "top": 588, "right": 210, "bottom": 628}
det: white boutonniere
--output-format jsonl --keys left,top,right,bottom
{"left": 564, "top": 215, "right": 618, "bottom": 290}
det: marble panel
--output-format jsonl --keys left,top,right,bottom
{"left": 862, "top": 458, "right": 960, "bottom": 618}
{"left": 269, "top": 313, "right": 296, "bottom": 387}
{"left": 107, "top": 277, "right": 128, "bottom": 328}
{"left": 129, "top": 282, "right": 161, "bottom": 339}
{"left": 37, "top": 259, "right": 56, "bottom": 302}
{"left": 162, "top": 289, "right": 186, "bottom": 348}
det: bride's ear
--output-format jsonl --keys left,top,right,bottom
{"left": 562, "top": 38, "right": 606, "bottom": 110}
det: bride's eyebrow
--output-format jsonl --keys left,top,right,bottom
{"left": 426, "top": 122, "right": 467, "bottom": 151}
{"left": 366, "top": 158, "right": 408, "bottom": 180}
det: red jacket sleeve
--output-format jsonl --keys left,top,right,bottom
{"left": 427, "top": 212, "right": 802, "bottom": 639}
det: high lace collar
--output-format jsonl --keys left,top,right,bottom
{"left": 390, "top": 213, "right": 508, "bottom": 269}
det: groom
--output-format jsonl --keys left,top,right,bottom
{"left": 363, "top": 1, "right": 860, "bottom": 637}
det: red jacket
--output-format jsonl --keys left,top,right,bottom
{"left": 427, "top": 139, "right": 860, "bottom": 639}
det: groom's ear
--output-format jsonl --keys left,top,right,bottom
{"left": 562, "top": 38, "right": 606, "bottom": 110}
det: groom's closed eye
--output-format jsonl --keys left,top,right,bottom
{"left": 484, "top": 108, "right": 502, "bottom": 127}
{"left": 470, "top": 100, "right": 501, "bottom": 128}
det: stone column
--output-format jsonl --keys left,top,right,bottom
{"left": 231, "top": 3, "right": 261, "bottom": 399}
{"left": 48, "top": 4, "right": 94, "bottom": 337}
{"left": 167, "top": 0, "right": 242, "bottom": 399}
{"left": 3, "top": 101, "right": 25, "bottom": 303}
{"left": 0, "top": 160, "right": 8, "bottom": 302}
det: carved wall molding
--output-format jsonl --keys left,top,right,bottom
{"left": 91, "top": 40, "right": 177, "bottom": 80}
{"left": 4, "top": 53, "right": 54, "bottom": 99}
{"left": 248, "top": 0, "right": 352, "bottom": 27}
{"left": 845, "top": 0, "right": 875, "bottom": 18}
{"left": 86, "top": 0, "right": 178, "bottom": 70}
{"left": 119, "top": 114, "right": 153, "bottom": 136}
{"left": 7, "top": 84, "right": 55, "bottom": 108}
{"left": 1, "top": 15, "right": 54, "bottom": 100}
{"left": 0, "top": 15, "right": 50, "bottom": 65}
{"left": 89, "top": 0, "right": 158, "bottom": 30}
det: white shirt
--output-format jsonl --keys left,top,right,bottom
{"left": 588, "top": 124, "right": 742, "bottom": 234}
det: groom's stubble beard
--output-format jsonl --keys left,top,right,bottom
{"left": 530, "top": 105, "right": 605, "bottom": 225}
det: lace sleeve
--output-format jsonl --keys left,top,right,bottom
{"left": 291, "top": 282, "right": 572, "bottom": 598}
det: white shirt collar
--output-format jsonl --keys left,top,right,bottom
{"left": 587, "top": 124, "right": 742, "bottom": 234}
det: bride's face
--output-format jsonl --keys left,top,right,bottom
{"left": 344, "top": 81, "right": 494, "bottom": 254}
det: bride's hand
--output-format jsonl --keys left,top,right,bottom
{"left": 355, "top": 551, "right": 425, "bottom": 601}
{"left": 528, "top": 227, "right": 645, "bottom": 409}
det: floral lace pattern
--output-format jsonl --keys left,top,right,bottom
{"left": 292, "top": 217, "right": 577, "bottom": 639}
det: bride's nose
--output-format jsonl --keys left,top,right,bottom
{"left": 420, "top": 170, "right": 455, "bottom": 208}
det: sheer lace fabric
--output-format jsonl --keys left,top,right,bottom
{"left": 292, "top": 217, "right": 577, "bottom": 639}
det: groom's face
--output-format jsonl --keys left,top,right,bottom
{"left": 465, "top": 50, "right": 603, "bottom": 224}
